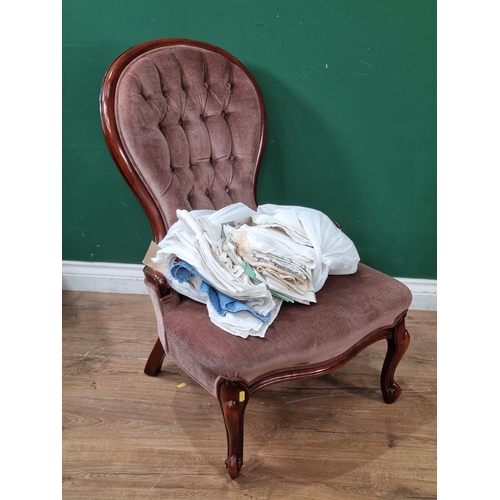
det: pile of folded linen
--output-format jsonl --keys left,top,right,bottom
{"left": 151, "top": 203, "right": 360, "bottom": 339}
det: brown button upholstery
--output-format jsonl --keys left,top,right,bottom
{"left": 115, "top": 46, "right": 261, "bottom": 229}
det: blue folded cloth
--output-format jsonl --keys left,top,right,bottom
{"left": 170, "top": 259, "right": 271, "bottom": 322}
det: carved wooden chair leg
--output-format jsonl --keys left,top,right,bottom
{"left": 217, "top": 379, "right": 250, "bottom": 479}
{"left": 380, "top": 315, "right": 410, "bottom": 403}
{"left": 144, "top": 338, "right": 166, "bottom": 376}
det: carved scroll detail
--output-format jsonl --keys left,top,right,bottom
{"left": 143, "top": 265, "right": 170, "bottom": 298}
{"left": 381, "top": 315, "right": 410, "bottom": 404}
{"left": 217, "top": 379, "right": 250, "bottom": 479}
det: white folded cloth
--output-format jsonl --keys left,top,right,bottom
{"left": 152, "top": 202, "right": 360, "bottom": 338}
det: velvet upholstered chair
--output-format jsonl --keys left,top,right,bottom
{"left": 100, "top": 38, "right": 412, "bottom": 479}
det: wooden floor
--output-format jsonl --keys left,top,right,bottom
{"left": 62, "top": 291, "right": 436, "bottom": 499}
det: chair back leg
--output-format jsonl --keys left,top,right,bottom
{"left": 144, "top": 338, "right": 166, "bottom": 376}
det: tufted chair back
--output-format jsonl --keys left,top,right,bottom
{"left": 100, "top": 39, "right": 266, "bottom": 242}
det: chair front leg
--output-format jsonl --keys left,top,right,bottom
{"left": 217, "top": 379, "right": 250, "bottom": 479}
{"left": 381, "top": 315, "right": 410, "bottom": 404}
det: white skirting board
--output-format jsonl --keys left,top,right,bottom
{"left": 62, "top": 260, "right": 437, "bottom": 311}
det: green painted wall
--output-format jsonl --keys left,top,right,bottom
{"left": 63, "top": 0, "right": 436, "bottom": 279}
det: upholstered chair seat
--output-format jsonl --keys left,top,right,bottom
{"left": 100, "top": 39, "right": 412, "bottom": 479}
{"left": 149, "top": 264, "right": 411, "bottom": 396}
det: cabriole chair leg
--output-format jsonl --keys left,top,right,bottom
{"left": 381, "top": 315, "right": 410, "bottom": 404}
{"left": 217, "top": 379, "right": 250, "bottom": 479}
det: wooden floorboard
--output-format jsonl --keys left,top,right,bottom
{"left": 62, "top": 291, "right": 436, "bottom": 499}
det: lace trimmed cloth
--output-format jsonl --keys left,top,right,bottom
{"left": 152, "top": 203, "right": 360, "bottom": 338}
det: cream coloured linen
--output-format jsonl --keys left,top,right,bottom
{"left": 152, "top": 203, "right": 360, "bottom": 338}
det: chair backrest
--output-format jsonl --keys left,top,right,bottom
{"left": 100, "top": 39, "right": 267, "bottom": 242}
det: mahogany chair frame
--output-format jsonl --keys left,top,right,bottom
{"left": 100, "top": 38, "right": 410, "bottom": 479}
